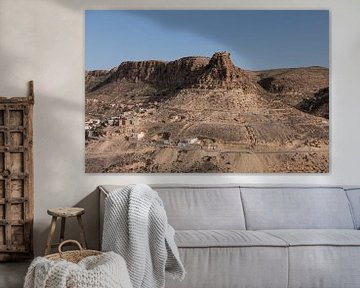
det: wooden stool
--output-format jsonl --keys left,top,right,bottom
{"left": 45, "top": 207, "right": 87, "bottom": 255}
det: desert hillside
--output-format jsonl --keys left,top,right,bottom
{"left": 85, "top": 52, "right": 329, "bottom": 173}
{"left": 255, "top": 66, "right": 329, "bottom": 117}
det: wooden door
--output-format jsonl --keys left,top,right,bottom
{"left": 0, "top": 83, "right": 34, "bottom": 261}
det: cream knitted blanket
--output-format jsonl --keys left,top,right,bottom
{"left": 102, "top": 184, "right": 185, "bottom": 288}
{"left": 24, "top": 251, "right": 133, "bottom": 288}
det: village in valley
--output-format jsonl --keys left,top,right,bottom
{"left": 85, "top": 99, "right": 209, "bottom": 152}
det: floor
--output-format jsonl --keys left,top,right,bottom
{"left": 0, "top": 261, "right": 30, "bottom": 288}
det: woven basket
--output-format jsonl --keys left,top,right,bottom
{"left": 45, "top": 240, "right": 102, "bottom": 263}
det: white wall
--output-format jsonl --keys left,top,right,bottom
{"left": 0, "top": 0, "right": 359, "bottom": 256}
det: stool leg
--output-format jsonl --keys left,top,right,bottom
{"left": 45, "top": 216, "right": 57, "bottom": 255}
{"left": 77, "top": 215, "right": 87, "bottom": 249}
{"left": 60, "top": 217, "right": 66, "bottom": 243}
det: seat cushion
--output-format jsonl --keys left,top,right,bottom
{"left": 154, "top": 186, "right": 246, "bottom": 230}
{"left": 261, "top": 229, "right": 360, "bottom": 246}
{"left": 166, "top": 246, "right": 288, "bottom": 288}
{"left": 170, "top": 229, "right": 289, "bottom": 288}
{"left": 241, "top": 187, "right": 355, "bottom": 230}
{"left": 261, "top": 230, "right": 360, "bottom": 288}
{"left": 175, "top": 230, "right": 288, "bottom": 248}
{"left": 287, "top": 246, "right": 360, "bottom": 288}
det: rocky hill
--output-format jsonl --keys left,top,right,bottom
{"left": 86, "top": 51, "right": 259, "bottom": 95}
{"left": 85, "top": 52, "right": 329, "bottom": 173}
{"left": 256, "top": 66, "right": 329, "bottom": 111}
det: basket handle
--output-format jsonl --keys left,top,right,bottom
{"left": 58, "top": 240, "right": 83, "bottom": 255}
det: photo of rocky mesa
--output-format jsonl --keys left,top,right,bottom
{"left": 85, "top": 11, "right": 329, "bottom": 173}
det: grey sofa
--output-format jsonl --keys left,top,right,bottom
{"left": 99, "top": 185, "right": 360, "bottom": 288}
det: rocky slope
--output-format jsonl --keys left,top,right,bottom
{"left": 85, "top": 70, "right": 109, "bottom": 93}
{"left": 256, "top": 66, "right": 329, "bottom": 112}
{"left": 296, "top": 87, "right": 329, "bottom": 119}
{"left": 85, "top": 52, "right": 329, "bottom": 173}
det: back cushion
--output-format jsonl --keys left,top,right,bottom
{"left": 345, "top": 188, "right": 360, "bottom": 229}
{"left": 154, "top": 186, "right": 246, "bottom": 230}
{"left": 241, "top": 187, "right": 355, "bottom": 230}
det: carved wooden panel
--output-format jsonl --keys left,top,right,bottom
{"left": 0, "top": 82, "right": 34, "bottom": 261}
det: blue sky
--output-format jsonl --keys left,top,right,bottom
{"left": 85, "top": 10, "right": 329, "bottom": 71}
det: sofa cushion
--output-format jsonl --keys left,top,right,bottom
{"left": 261, "top": 230, "right": 360, "bottom": 288}
{"left": 154, "top": 186, "right": 246, "bottom": 230}
{"left": 175, "top": 230, "right": 287, "bottom": 248}
{"left": 100, "top": 185, "right": 246, "bottom": 230}
{"left": 345, "top": 188, "right": 360, "bottom": 229}
{"left": 241, "top": 187, "right": 355, "bottom": 230}
{"left": 287, "top": 246, "right": 360, "bottom": 288}
{"left": 262, "top": 229, "right": 360, "bottom": 246}
{"left": 165, "top": 246, "right": 288, "bottom": 288}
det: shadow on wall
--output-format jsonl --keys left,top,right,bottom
{"left": 122, "top": 10, "right": 255, "bottom": 65}
{"left": 39, "top": 188, "right": 99, "bottom": 256}
{"left": 73, "top": 188, "right": 100, "bottom": 249}
{"left": 0, "top": 24, "right": 34, "bottom": 95}
{"left": 52, "top": 3, "right": 259, "bottom": 67}
{"left": 33, "top": 94, "right": 86, "bottom": 256}
{"left": 56, "top": 5, "right": 329, "bottom": 70}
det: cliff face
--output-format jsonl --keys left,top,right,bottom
{"left": 163, "top": 56, "right": 210, "bottom": 88}
{"left": 85, "top": 70, "right": 109, "bottom": 92}
{"left": 202, "top": 51, "right": 239, "bottom": 82}
{"left": 88, "top": 52, "right": 257, "bottom": 93}
{"left": 195, "top": 52, "right": 256, "bottom": 92}
{"left": 89, "top": 60, "right": 167, "bottom": 92}
{"left": 115, "top": 60, "right": 167, "bottom": 83}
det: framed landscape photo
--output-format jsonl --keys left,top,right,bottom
{"left": 85, "top": 10, "right": 329, "bottom": 173}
